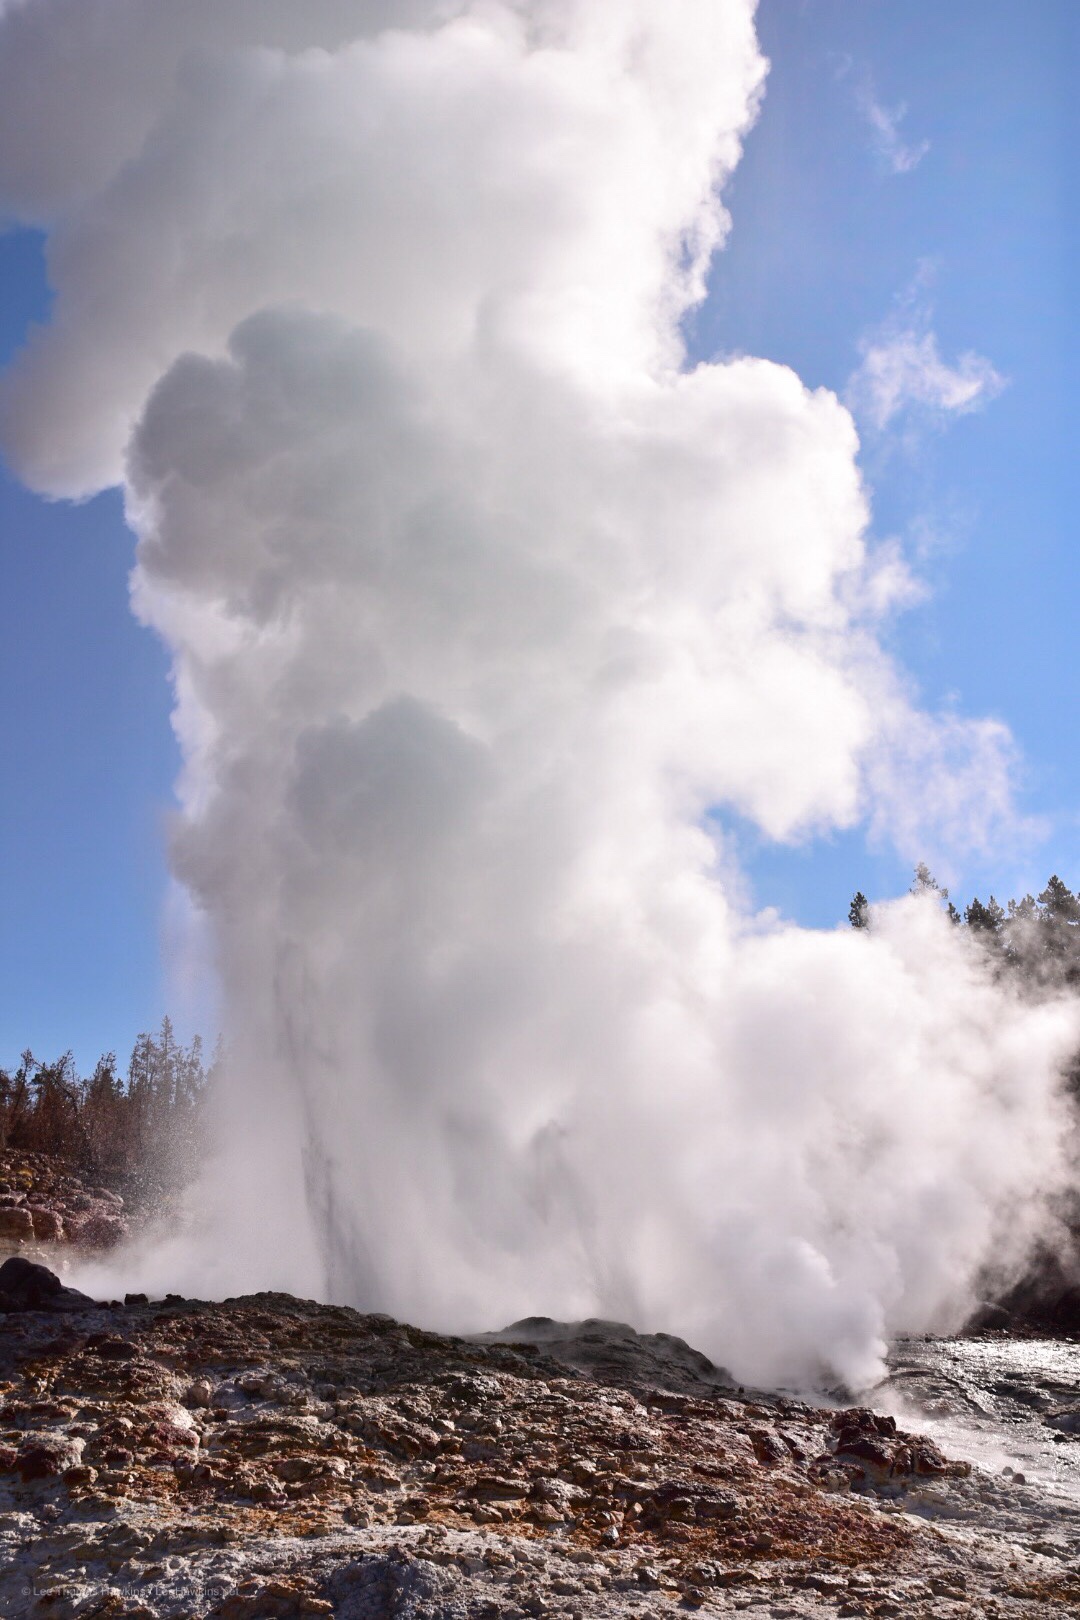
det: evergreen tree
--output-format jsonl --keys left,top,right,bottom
{"left": 911, "top": 862, "right": 939, "bottom": 896}
{"left": 1, "top": 1019, "right": 212, "bottom": 1188}
{"left": 965, "top": 895, "right": 1005, "bottom": 934}
{"left": 910, "top": 864, "right": 957, "bottom": 920}
{"left": 1038, "top": 874, "right": 1079, "bottom": 921}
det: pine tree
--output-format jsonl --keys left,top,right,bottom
{"left": 911, "top": 862, "right": 939, "bottom": 896}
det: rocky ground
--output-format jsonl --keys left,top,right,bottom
{"left": 2, "top": 1253, "right": 1079, "bottom": 1620}
{"left": 0, "top": 1151, "right": 127, "bottom": 1252}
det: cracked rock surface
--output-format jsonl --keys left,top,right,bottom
{"left": 2, "top": 1283, "right": 1079, "bottom": 1617}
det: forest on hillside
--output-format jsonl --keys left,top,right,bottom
{"left": 0, "top": 1017, "right": 213, "bottom": 1198}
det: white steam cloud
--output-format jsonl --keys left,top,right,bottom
{"left": 2, "top": 1, "right": 1075, "bottom": 1389}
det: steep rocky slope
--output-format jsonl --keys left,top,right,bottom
{"left": 0, "top": 1151, "right": 127, "bottom": 1252}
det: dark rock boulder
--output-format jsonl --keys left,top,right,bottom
{"left": 973, "top": 1241, "right": 1080, "bottom": 1334}
{"left": 472, "top": 1315, "right": 736, "bottom": 1396}
{"left": 28, "top": 1206, "right": 64, "bottom": 1241}
{"left": 0, "top": 1205, "right": 34, "bottom": 1240}
{"left": 70, "top": 1209, "right": 125, "bottom": 1248}
{"left": 0, "top": 1255, "right": 92, "bottom": 1312}
{"left": 14, "top": 1430, "right": 84, "bottom": 1481}
{"left": 826, "top": 1406, "right": 970, "bottom": 1487}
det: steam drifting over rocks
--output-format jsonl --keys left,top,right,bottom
{"left": 1, "top": 1, "right": 1078, "bottom": 1389}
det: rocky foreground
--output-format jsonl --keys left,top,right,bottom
{"left": 1, "top": 1255, "right": 1079, "bottom": 1620}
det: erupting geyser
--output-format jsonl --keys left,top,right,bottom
{"left": 1, "top": 1, "right": 1076, "bottom": 1389}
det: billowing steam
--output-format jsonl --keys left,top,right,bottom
{"left": 2, "top": 1, "right": 1076, "bottom": 1388}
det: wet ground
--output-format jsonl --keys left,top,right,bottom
{"left": 880, "top": 1333, "right": 1080, "bottom": 1507}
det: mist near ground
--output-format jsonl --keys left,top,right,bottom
{"left": 2, "top": 0, "right": 1077, "bottom": 1389}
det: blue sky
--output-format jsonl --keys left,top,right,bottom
{"left": 1, "top": 0, "right": 1076, "bottom": 1071}
{"left": 709, "top": 0, "right": 1078, "bottom": 926}
{"left": 0, "top": 233, "right": 179, "bottom": 1072}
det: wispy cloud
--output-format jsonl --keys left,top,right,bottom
{"left": 850, "top": 329, "right": 1004, "bottom": 431}
{"left": 833, "top": 56, "right": 929, "bottom": 177}
{"left": 856, "top": 82, "right": 930, "bottom": 175}
{"left": 847, "top": 276, "right": 1006, "bottom": 433}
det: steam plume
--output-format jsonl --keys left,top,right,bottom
{"left": 2, "top": 1, "right": 1075, "bottom": 1388}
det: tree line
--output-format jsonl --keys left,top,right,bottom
{"left": 850, "top": 866, "right": 1080, "bottom": 992}
{"left": 0, "top": 1016, "right": 215, "bottom": 1197}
